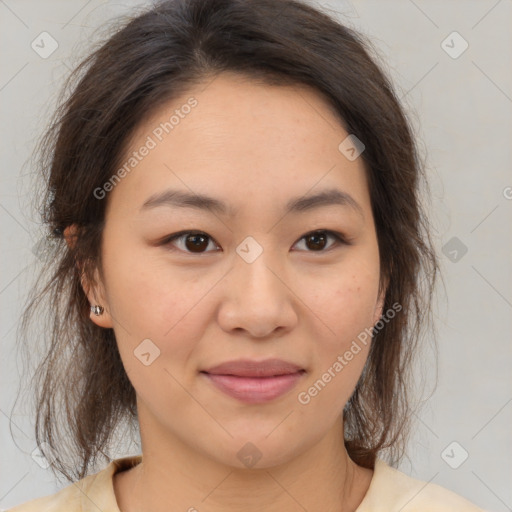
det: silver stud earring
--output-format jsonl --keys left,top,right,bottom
{"left": 91, "top": 305, "right": 104, "bottom": 316}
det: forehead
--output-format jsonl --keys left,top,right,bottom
{"left": 127, "top": 72, "right": 348, "bottom": 161}
{"left": 107, "top": 72, "right": 371, "bottom": 219}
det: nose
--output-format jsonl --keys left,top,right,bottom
{"left": 216, "top": 245, "right": 298, "bottom": 339}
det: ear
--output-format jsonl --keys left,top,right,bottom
{"left": 63, "top": 225, "right": 114, "bottom": 329}
{"left": 372, "top": 274, "right": 389, "bottom": 326}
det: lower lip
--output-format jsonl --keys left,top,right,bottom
{"left": 202, "top": 371, "right": 305, "bottom": 404}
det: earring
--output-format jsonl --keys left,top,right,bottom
{"left": 91, "top": 305, "right": 104, "bottom": 316}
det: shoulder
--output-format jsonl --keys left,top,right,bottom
{"left": 5, "top": 455, "right": 142, "bottom": 512}
{"left": 357, "top": 458, "right": 487, "bottom": 511}
{"left": 5, "top": 472, "right": 98, "bottom": 512}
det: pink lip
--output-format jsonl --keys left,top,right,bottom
{"left": 201, "top": 358, "right": 306, "bottom": 403}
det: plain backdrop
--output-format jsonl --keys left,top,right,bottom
{"left": 1, "top": 0, "right": 510, "bottom": 510}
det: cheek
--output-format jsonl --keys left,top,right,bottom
{"left": 305, "top": 259, "right": 380, "bottom": 351}
{"left": 102, "top": 252, "right": 210, "bottom": 408}
{"left": 103, "top": 238, "right": 190, "bottom": 323}
{"left": 294, "top": 264, "right": 377, "bottom": 414}
{"left": 101, "top": 244, "right": 214, "bottom": 367}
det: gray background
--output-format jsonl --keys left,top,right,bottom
{"left": 1, "top": 0, "right": 510, "bottom": 510}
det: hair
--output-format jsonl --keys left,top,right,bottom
{"left": 13, "top": 0, "right": 439, "bottom": 483}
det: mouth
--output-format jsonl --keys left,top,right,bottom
{"left": 200, "top": 358, "right": 306, "bottom": 404}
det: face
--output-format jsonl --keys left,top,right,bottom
{"left": 85, "top": 72, "right": 385, "bottom": 469}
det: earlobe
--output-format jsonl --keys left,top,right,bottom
{"left": 84, "top": 268, "right": 114, "bottom": 329}
{"left": 63, "top": 224, "right": 114, "bottom": 329}
{"left": 88, "top": 301, "right": 114, "bottom": 329}
{"left": 88, "top": 303, "right": 114, "bottom": 329}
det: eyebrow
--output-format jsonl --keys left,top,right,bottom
{"left": 141, "top": 187, "right": 364, "bottom": 218}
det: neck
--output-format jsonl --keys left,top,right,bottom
{"left": 114, "top": 415, "right": 373, "bottom": 512}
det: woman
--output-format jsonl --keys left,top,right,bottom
{"left": 8, "top": 0, "right": 486, "bottom": 510}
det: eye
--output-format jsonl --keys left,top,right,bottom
{"left": 161, "top": 229, "right": 348, "bottom": 254}
{"left": 162, "top": 231, "right": 220, "bottom": 254}
{"left": 292, "top": 230, "right": 348, "bottom": 252}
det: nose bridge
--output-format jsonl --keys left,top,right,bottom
{"left": 232, "top": 234, "right": 282, "bottom": 297}
{"left": 214, "top": 233, "right": 296, "bottom": 337}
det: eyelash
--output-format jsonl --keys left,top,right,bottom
{"left": 160, "top": 229, "right": 349, "bottom": 254}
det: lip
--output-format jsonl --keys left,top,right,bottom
{"left": 203, "top": 358, "right": 304, "bottom": 377}
{"left": 201, "top": 358, "right": 306, "bottom": 404}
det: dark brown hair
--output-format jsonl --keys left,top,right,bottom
{"left": 13, "top": 0, "right": 439, "bottom": 483}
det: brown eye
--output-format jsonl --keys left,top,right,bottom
{"left": 293, "top": 230, "right": 347, "bottom": 252}
{"left": 183, "top": 233, "right": 210, "bottom": 252}
{"left": 163, "top": 231, "right": 219, "bottom": 254}
{"left": 305, "top": 232, "right": 328, "bottom": 250}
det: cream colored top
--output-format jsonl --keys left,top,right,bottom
{"left": 6, "top": 455, "right": 486, "bottom": 511}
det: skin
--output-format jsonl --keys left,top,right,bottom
{"left": 74, "top": 72, "right": 387, "bottom": 512}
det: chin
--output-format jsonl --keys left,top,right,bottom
{"left": 202, "top": 427, "right": 312, "bottom": 471}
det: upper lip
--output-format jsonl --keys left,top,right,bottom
{"left": 202, "top": 358, "right": 305, "bottom": 377}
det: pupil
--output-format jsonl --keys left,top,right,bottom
{"left": 186, "top": 234, "right": 207, "bottom": 252}
{"left": 308, "top": 232, "right": 326, "bottom": 250}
